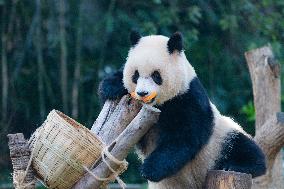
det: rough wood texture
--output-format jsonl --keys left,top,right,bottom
{"left": 204, "top": 170, "right": 252, "bottom": 189}
{"left": 73, "top": 97, "right": 160, "bottom": 189}
{"left": 245, "top": 46, "right": 280, "bottom": 128}
{"left": 254, "top": 113, "right": 284, "bottom": 163}
{"left": 7, "top": 133, "right": 35, "bottom": 189}
{"left": 92, "top": 95, "right": 142, "bottom": 145}
{"left": 245, "top": 45, "right": 284, "bottom": 189}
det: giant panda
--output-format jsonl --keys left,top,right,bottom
{"left": 98, "top": 31, "right": 266, "bottom": 189}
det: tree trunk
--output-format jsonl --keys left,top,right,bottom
{"left": 58, "top": 0, "right": 68, "bottom": 113}
{"left": 204, "top": 170, "right": 252, "bottom": 189}
{"left": 1, "top": 2, "right": 8, "bottom": 123}
{"left": 245, "top": 45, "right": 284, "bottom": 189}
{"left": 35, "top": 0, "right": 45, "bottom": 121}
{"left": 71, "top": 1, "right": 83, "bottom": 119}
{"left": 87, "top": 0, "right": 116, "bottom": 124}
{"left": 8, "top": 133, "right": 36, "bottom": 189}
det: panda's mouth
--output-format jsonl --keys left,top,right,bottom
{"left": 130, "top": 91, "right": 157, "bottom": 104}
{"left": 145, "top": 97, "right": 156, "bottom": 104}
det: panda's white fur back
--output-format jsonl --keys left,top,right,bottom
{"left": 146, "top": 103, "right": 248, "bottom": 189}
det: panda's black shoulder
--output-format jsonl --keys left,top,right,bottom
{"left": 157, "top": 77, "right": 213, "bottom": 128}
{"left": 156, "top": 76, "right": 214, "bottom": 146}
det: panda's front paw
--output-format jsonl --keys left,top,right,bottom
{"left": 140, "top": 161, "right": 164, "bottom": 182}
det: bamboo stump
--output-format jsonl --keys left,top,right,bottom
{"left": 7, "top": 133, "right": 36, "bottom": 189}
{"left": 205, "top": 170, "right": 252, "bottom": 189}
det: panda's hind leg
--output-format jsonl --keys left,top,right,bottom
{"left": 215, "top": 132, "right": 266, "bottom": 178}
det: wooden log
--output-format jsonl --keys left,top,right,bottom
{"left": 204, "top": 170, "right": 252, "bottom": 189}
{"left": 91, "top": 100, "right": 119, "bottom": 135}
{"left": 73, "top": 101, "right": 160, "bottom": 189}
{"left": 7, "top": 133, "right": 36, "bottom": 189}
{"left": 92, "top": 95, "right": 142, "bottom": 145}
{"left": 245, "top": 45, "right": 284, "bottom": 189}
{"left": 254, "top": 112, "right": 284, "bottom": 163}
{"left": 245, "top": 46, "right": 280, "bottom": 129}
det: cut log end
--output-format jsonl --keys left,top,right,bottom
{"left": 204, "top": 170, "right": 252, "bottom": 189}
{"left": 244, "top": 45, "right": 272, "bottom": 60}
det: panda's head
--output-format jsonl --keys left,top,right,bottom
{"left": 123, "top": 31, "right": 196, "bottom": 105}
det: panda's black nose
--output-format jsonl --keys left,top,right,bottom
{"left": 137, "top": 91, "right": 148, "bottom": 97}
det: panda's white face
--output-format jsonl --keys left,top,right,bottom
{"left": 123, "top": 35, "right": 196, "bottom": 105}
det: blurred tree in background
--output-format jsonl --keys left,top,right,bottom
{"left": 0, "top": 0, "right": 284, "bottom": 184}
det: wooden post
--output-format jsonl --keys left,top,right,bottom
{"left": 245, "top": 45, "right": 284, "bottom": 189}
{"left": 92, "top": 95, "right": 142, "bottom": 144}
{"left": 72, "top": 99, "right": 160, "bottom": 189}
{"left": 7, "top": 133, "right": 36, "bottom": 189}
{"left": 204, "top": 170, "right": 252, "bottom": 189}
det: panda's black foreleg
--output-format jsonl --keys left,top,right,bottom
{"left": 98, "top": 69, "right": 128, "bottom": 104}
{"left": 140, "top": 142, "right": 191, "bottom": 182}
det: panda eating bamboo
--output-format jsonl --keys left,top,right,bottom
{"left": 98, "top": 31, "right": 266, "bottom": 189}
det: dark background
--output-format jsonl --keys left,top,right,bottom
{"left": 0, "top": 0, "right": 283, "bottom": 185}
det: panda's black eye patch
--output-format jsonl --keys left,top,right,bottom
{"left": 151, "top": 71, "right": 162, "bottom": 85}
{"left": 132, "top": 70, "right": 139, "bottom": 84}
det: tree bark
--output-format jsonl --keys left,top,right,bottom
{"left": 1, "top": 2, "right": 8, "bottom": 123}
{"left": 245, "top": 45, "right": 284, "bottom": 189}
{"left": 58, "top": 0, "right": 68, "bottom": 113}
{"left": 87, "top": 0, "right": 116, "bottom": 124}
{"left": 8, "top": 133, "right": 36, "bottom": 189}
{"left": 71, "top": 1, "right": 83, "bottom": 119}
{"left": 35, "top": 0, "right": 45, "bottom": 121}
{"left": 92, "top": 96, "right": 142, "bottom": 144}
{"left": 204, "top": 170, "right": 252, "bottom": 189}
{"left": 245, "top": 46, "right": 280, "bottom": 129}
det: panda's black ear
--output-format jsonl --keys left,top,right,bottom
{"left": 130, "top": 30, "right": 142, "bottom": 47}
{"left": 167, "top": 32, "right": 183, "bottom": 54}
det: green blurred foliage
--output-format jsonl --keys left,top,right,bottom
{"left": 0, "top": 0, "right": 284, "bottom": 184}
{"left": 241, "top": 101, "right": 255, "bottom": 122}
{"left": 241, "top": 101, "right": 255, "bottom": 134}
